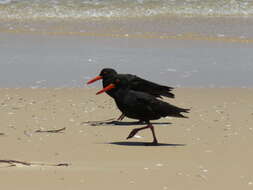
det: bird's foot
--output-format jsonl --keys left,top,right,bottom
{"left": 126, "top": 128, "right": 139, "bottom": 139}
{"left": 144, "top": 140, "right": 158, "bottom": 146}
{"left": 152, "top": 139, "right": 158, "bottom": 145}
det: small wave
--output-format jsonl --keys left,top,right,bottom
{"left": 0, "top": 0, "right": 253, "bottom": 20}
{"left": 0, "top": 0, "right": 12, "bottom": 4}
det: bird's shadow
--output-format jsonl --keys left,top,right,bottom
{"left": 81, "top": 119, "right": 171, "bottom": 126}
{"left": 108, "top": 141, "right": 186, "bottom": 147}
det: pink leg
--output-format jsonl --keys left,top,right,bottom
{"left": 149, "top": 124, "right": 158, "bottom": 144}
{"left": 126, "top": 123, "right": 158, "bottom": 144}
{"left": 126, "top": 125, "right": 150, "bottom": 139}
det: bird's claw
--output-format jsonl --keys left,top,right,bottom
{"left": 152, "top": 139, "right": 158, "bottom": 145}
{"left": 144, "top": 141, "right": 158, "bottom": 146}
{"left": 126, "top": 128, "right": 139, "bottom": 139}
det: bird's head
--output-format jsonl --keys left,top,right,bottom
{"left": 86, "top": 68, "right": 117, "bottom": 85}
{"left": 96, "top": 76, "right": 128, "bottom": 95}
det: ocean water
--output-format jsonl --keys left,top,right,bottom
{"left": 0, "top": 0, "right": 253, "bottom": 20}
{"left": 1, "top": 33, "right": 253, "bottom": 88}
{"left": 0, "top": 0, "right": 253, "bottom": 88}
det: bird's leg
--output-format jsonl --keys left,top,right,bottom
{"left": 117, "top": 113, "right": 125, "bottom": 121}
{"left": 126, "top": 126, "right": 150, "bottom": 139}
{"left": 127, "top": 124, "right": 159, "bottom": 144}
{"left": 149, "top": 124, "right": 158, "bottom": 145}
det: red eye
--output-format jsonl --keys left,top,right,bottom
{"left": 115, "top": 79, "right": 120, "bottom": 83}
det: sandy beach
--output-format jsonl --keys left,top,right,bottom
{"left": 1, "top": 0, "right": 253, "bottom": 187}
{"left": 0, "top": 87, "right": 252, "bottom": 189}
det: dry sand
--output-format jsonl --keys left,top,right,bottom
{"left": 0, "top": 87, "right": 252, "bottom": 189}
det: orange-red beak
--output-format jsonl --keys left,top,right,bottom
{"left": 96, "top": 84, "right": 116, "bottom": 95}
{"left": 87, "top": 76, "right": 103, "bottom": 85}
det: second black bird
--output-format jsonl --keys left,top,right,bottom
{"left": 87, "top": 68, "right": 175, "bottom": 121}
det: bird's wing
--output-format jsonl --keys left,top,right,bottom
{"left": 133, "top": 91, "right": 157, "bottom": 111}
{"left": 134, "top": 91, "right": 189, "bottom": 118}
{"left": 121, "top": 74, "right": 175, "bottom": 98}
{"left": 123, "top": 91, "right": 158, "bottom": 117}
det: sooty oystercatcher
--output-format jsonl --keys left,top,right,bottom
{"left": 96, "top": 76, "right": 189, "bottom": 145}
{"left": 87, "top": 68, "right": 175, "bottom": 121}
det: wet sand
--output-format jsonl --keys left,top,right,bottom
{"left": 1, "top": 17, "right": 253, "bottom": 88}
{"left": 0, "top": 88, "right": 253, "bottom": 189}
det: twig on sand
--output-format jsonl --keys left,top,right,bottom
{"left": 81, "top": 118, "right": 116, "bottom": 126}
{"left": 35, "top": 127, "right": 66, "bottom": 133}
{"left": 0, "top": 159, "right": 31, "bottom": 166}
{"left": 0, "top": 159, "right": 69, "bottom": 168}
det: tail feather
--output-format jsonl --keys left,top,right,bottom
{"left": 162, "top": 86, "right": 174, "bottom": 91}
{"left": 151, "top": 86, "right": 175, "bottom": 98}
{"left": 169, "top": 113, "right": 189, "bottom": 118}
{"left": 156, "top": 102, "right": 190, "bottom": 118}
{"left": 181, "top": 108, "right": 190, "bottom": 113}
{"left": 128, "top": 76, "right": 175, "bottom": 98}
{"left": 159, "top": 91, "right": 175, "bottom": 98}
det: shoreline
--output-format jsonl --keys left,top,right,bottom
{"left": 1, "top": 31, "right": 253, "bottom": 88}
{"left": 1, "top": 16, "right": 253, "bottom": 39}
{"left": 1, "top": 16, "right": 253, "bottom": 88}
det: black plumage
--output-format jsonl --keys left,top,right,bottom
{"left": 99, "top": 68, "right": 174, "bottom": 99}
{"left": 87, "top": 68, "right": 175, "bottom": 121}
{"left": 96, "top": 76, "right": 190, "bottom": 145}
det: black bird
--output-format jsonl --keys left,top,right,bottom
{"left": 87, "top": 68, "right": 175, "bottom": 121}
{"left": 96, "top": 77, "right": 190, "bottom": 145}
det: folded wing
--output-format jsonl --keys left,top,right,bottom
{"left": 121, "top": 74, "right": 175, "bottom": 98}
